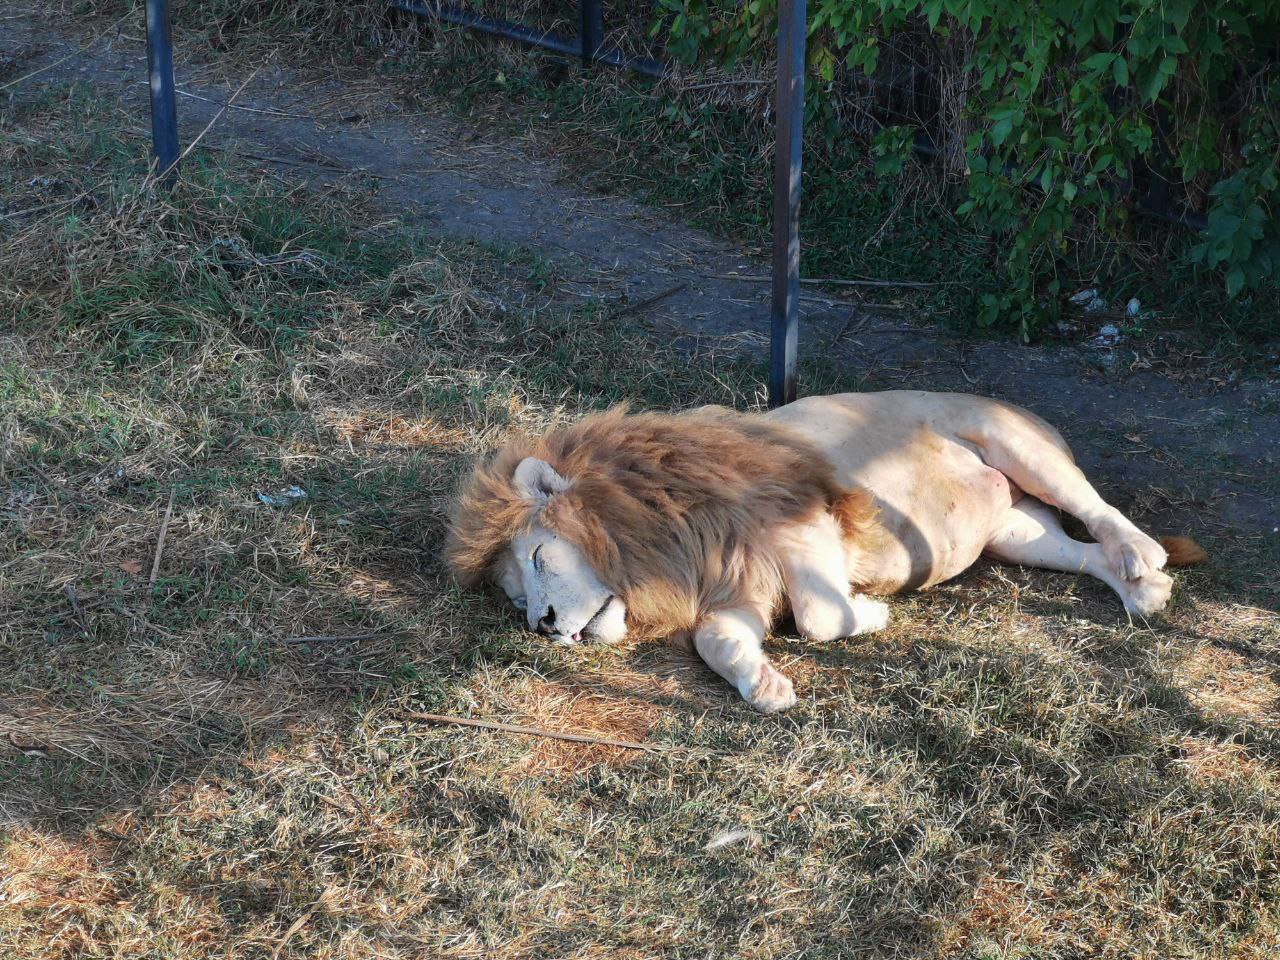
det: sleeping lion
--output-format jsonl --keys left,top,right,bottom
{"left": 445, "top": 392, "right": 1204, "bottom": 713}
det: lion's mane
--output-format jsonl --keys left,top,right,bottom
{"left": 444, "top": 405, "right": 879, "bottom": 641}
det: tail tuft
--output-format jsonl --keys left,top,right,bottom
{"left": 1160, "top": 535, "right": 1207, "bottom": 567}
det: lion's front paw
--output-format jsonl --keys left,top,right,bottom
{"left": 743, "top": 661, "right": 797, "bottom": 714}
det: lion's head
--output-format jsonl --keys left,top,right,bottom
{"left": 492, "top": 458, "right": 629, "bottom": 645}
{"left": 444, "top": 405, "right": 876, "bottom": 645}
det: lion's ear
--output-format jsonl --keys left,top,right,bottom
{"left": 512, "top": 457, "right": 570, "bottom": 504}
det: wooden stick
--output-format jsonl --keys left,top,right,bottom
{"left": 284, "top": 630, "right": 401, "bottom": 645}
{"left": 148, "top": 488, "right": 176, "bottom": 587}
{"left": 404, "top": 710, "right": 686, "bottom": 754}
{"left": 191, "top": 141, "right": 399, "bottom": 180}
{"left": 706, "top": 273, "right": 937, "bottom": 289}
{"left": 606, "top": 281, "right": 689, "bottom": 321}
{"left": 171, "top": 86, "right": 315, "bottom": 121}
{"left": 0, "top": 192, "right": 91, "bottom": 221}
{"left": 681, "top": 79, "right": 770, "bottom": 91}
{"left": 25, "top": 462, "right": 140, "bottom": 512}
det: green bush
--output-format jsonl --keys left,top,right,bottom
{"left": 654, "top": 0, "right": 1279, "bottom": 336}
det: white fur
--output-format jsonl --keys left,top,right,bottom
{"left": 496, "top": 394, "right": 1185, "bottom": 713}
{"left": 502, "top": 458, "right": 630, "bottom": 645}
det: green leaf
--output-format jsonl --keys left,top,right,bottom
{"left": 1225, "top": 265, "right": 1245, "bottom": 297}
{"left": 991, "top": 115, "right": 1014, "bottom": 147}
{"left": 1138, "top": 61, "right": 1174, "bottom": 103}
{"left": 1111, "top": 56, "right": 1129, "bottom": 87}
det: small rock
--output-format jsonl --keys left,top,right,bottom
{"left": 1091, "top": 324, "right": 1123, "bottom": 348}
{"left": 1126, "top": 297, "right": 1141, "bottom": 317}
{"left": 1069, "top": 288, "right": 1098, "bottom": 305}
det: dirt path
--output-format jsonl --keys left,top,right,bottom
{"left": 5, "top": 13, "right": 1278, "bottom": 534}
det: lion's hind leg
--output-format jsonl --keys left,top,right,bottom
{"left": 776, "top": 512, "right": 889, "bottom": 643}
{"left": 961, "top": 409, "right": 1168, "bottom": 583}
{"left": 985, "top": 498, "right": 1172, "bottom": 617}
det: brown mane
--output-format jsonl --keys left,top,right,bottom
{"left": 444, "top": 405, "right": 879, "bottom": 641}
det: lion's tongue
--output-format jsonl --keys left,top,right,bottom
{"left": 573, "top": 631, "right": 582, "bottom": 643}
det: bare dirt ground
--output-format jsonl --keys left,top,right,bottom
{"left": 5, "top": 10, "right": 1278, "bottom": 536}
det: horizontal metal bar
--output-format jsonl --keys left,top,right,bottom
{"left": 390, "top": 0, "right": 666, "bottom": 78}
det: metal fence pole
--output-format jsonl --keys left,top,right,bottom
{"left": 579, "top": 0, "right": 604, "bottom": 66}
{"left": 145, "top": 0, "right": 180, "bottom": 185}
{"left": 768, "top": 0, "right": 806, "bottom": 408}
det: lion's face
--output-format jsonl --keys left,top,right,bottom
{"left": 495, "top": 458, "right": 628, "bottom": 646}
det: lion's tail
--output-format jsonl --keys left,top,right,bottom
{"left": 1160, "top": 535, "right": 1208, "bottom": 567}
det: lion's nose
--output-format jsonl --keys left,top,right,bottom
{"left": 536, "top": 605, "right": 557, "bottom": 635}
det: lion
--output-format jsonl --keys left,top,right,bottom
{"left": 445, "top": 392, "right": 1205, "bottom": 713}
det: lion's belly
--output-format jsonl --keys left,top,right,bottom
{"left": 854, "top": 445, "right": 1017, "bottom": 591}
{"left": 767, "top": 393, "right": 1020, "bottom": 592}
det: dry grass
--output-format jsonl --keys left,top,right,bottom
{"left": 3, "top": 75, "right": 1280, "bottom": 960}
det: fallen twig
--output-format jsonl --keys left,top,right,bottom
{"left": 193, "top": 141, "right": 399, "bottom": 181}
{"left": 706, "top": 273, "right": 937, "bottom": 289}
{"left": 186, "top": 141, "right": 341, "bottom": 171}
{"left": 827, "top": 313, "right": 870, "bottom": 348}
{"left": 0, "top": 192, "right": 91, "bottom": 221}
{"left": 170, "top": 86, "right": 316, "bottom": 121}
{"left": 680, "top": 79, "right": 770, "bottom": 92}
{"left": 271, "top": 902, "right": 320, "bottom": 960}
{"left": 606, "top": 281, "right": 689, "bottom": 321}
{"left": 285, "top": 629, "right": 403, "bottom": 645}
{"left": 148, "top": 487, "right": 176, "bottom": 587}
{"left": 24, "top": 461, "right": 138, "bottom": 512}
{"left": 404, "top": 710, "right": 696, "bottom": 754}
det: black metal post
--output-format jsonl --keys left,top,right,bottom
{"left": 580, "top": 0, "right": 603, "bottom": 66}
{"left": 145, "top": 0, "right": 180, "bottom": 185}
{"left": 768, "top": 0, "right": 806, "bottom": 408}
